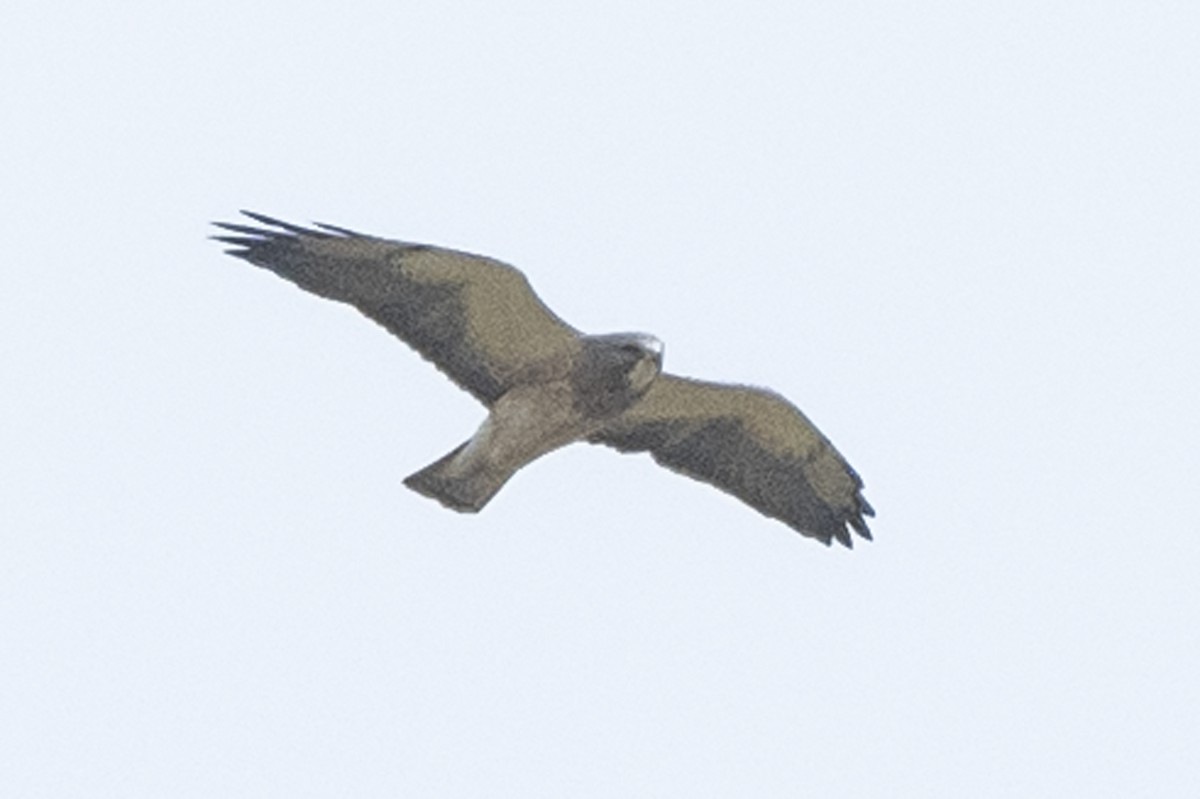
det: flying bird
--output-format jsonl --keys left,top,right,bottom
{"left": 212, "top": 212, "right": 873, "bottom": 547}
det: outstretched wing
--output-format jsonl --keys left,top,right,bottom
{"left": 590, "top": 375, "right": 873, "bottom": 547}
{"left": 212, "top": 212, "right": 580, "bottom": 406}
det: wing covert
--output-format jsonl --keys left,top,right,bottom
{"left": 590, "top": 375, "right": 873, "bottom": 546}
{"left": 213, "top": 212, "right": 580, "bottom": 405}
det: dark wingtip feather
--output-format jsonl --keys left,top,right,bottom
{"left": 209, "top": 235, "right": 263, "bottom": 259}
{"left": 237, "top": 210, "right": 320, "bottom": 235}
{"left": 214, "top": 211, "right": 358, "bottom": 241}
{"left": 312, "top": 221, "right": 366, "bottom": 237}
{"left": 210, "top": 213, "right": 320, "bottom": 263}
{"left": 209, "top": 234, "right": 260, "bottom": 247}
{"left": 849, "top": 513, "right": 873, "bottom": 541}
{"left": 210, "top": 212, "right": 351, "bottom": 260}
{"left": 211, "top": 221, "right": 275, "bottom": 238}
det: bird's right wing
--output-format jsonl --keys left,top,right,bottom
{"left": 213, "top": 212, "right": 581, "bottom": 406}
{"left": 590, "top": 375, "right": 873, "bottom": 546}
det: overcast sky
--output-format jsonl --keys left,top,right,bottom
{"left": 3, "top": 1, "right": 1198, "bottom": 796}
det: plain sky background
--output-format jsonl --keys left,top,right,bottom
{"left": 2, "top": 1, "right": 1197, "bottom": 796}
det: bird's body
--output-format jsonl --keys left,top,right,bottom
{"left": 407, "top": 377, "right": 615, "bottom": 512}
{"left": 405, "top": 331, "right": 666, "bottom": 512}
{"left": 213, "top": 212, "right": 873, "bottom": 547}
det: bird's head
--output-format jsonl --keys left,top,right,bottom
{"left": 573, "top": 332, "right": 664, "bottom": 416}
{"left": 613, "top": 333, "right": 664, "bottom": 395}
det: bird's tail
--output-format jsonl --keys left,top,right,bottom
{"left": 402, "top": 442, "right": 512, "bottom": 513}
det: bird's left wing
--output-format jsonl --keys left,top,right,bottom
{"left": 213, "top": 212, "right": 580, "bottom": 406}
{"left": 590, "top": 375, "right": 873, "bottom": 546}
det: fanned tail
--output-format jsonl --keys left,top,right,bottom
{"left": 402, "top": 443, "right": 510, "bottom": 513}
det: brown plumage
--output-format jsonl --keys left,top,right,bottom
{"left": 213, "top": 212, "right": 873, "bottom": 546}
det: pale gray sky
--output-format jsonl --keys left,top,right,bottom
{"left": 2, "top": 1, "right": 1198, "bottom": 796}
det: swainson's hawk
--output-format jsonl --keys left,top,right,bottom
{"left": 212, "top": 212, "right": 873, "bottom": 546}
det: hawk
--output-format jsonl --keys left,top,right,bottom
{"left": 212, "top": 212, "right": 874, "bottom": 547}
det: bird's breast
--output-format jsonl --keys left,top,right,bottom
{"left": 465, "top": 381, "right": 594, "bottom": 473}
